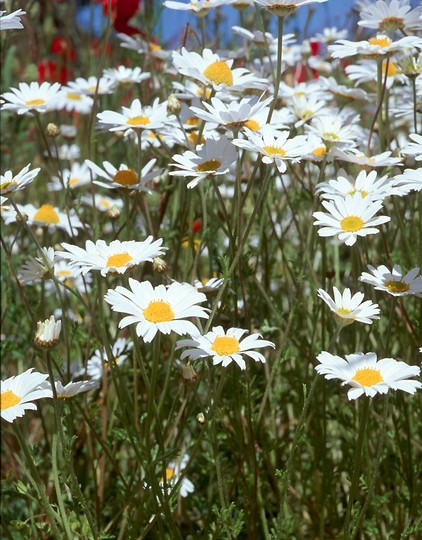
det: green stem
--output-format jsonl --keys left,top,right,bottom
{"left": 267, "top": 16, "right": 284, "bottom": 123}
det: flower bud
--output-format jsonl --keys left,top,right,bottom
{"left": 45, "top": 123, "right": 60, "bottom": 138}
{"left": 167, "top": 95, "right": 182, "bottom": 116}
{"left": 153, "top": 257, "right": 167, "bottom": 273}
{"left": 34, "top": 316, "right": 61, "bottom": 349}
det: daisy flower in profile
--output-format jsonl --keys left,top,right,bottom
{"left": 58, "top": 237, "right": 166, "bottom": 276}
{"left": 329, "top": 34, "right": 422, "bottom": 60}
{"left": 83, "top": 337, "right": 133, "bottom": 380}
{"left": 104, "top": 279, "right": 209, "bottom": 343}
{"left": 176, "top": 326, "right": 275, "bottom": 370}
{"left": 312, "top": 193, "right": 390, "bottom": 246}
{"left": 18, "top": 247, "right": 55, "bottom": 284}
{"left": 333, "top": 148, "right": 402, "bottom": 168}
{"left": 392, "top": 168, "right": 422, "bottom": 194}
{"left": 315, "top": 351, "right": 421, "bottom": 400}
{"left": 359, "top": 264, "right": 422, "bottom": 297}
{"left": 1, "top": 81, "right": 61, "bottom": 115}
{"left": 0, "top": 163, "right": 40, "bottom": 196}
{"left": 164, "top": 0, "right": 232, "bottom": 16}
{"left": 254, "top": 0, "right": 327, "bottom": 17}
{"left": 233, "top": 124, "right": 310, "bottom": 173}
{"left": 0, "top": 9, "right": 25, "bottom": 31}
{"left": 67, "top": 76, "right": 115, "bottom": 96}
{"left": 172, "top": 48, "right": 267, "bottom": 92}
{"left": 85, "top": 158, "right": 161, "bottom": 191}
{"left": 160, "top": 454, "right": 194, "bottom": 499}
{"left": 169, "top": 136, "right": 237, "bottom": 189}
{"left": 401, "top": 133, "right": 422, "bottom": 161}
{"left": 2, "top": 203, "right": 84, "bottom": 236}
{"left": 49, "top": 162, "right": 92, "bottom": 190}
{"left": 317, "top": 287, "right": 380, "bottom": 326}
{"left": 316, "top": 170, "right": 392, "bottom": 202}
{"left": 358, "top": 0, "right": 422, "bottom": 34}
{"left": 52, "top": 380, "right": 100, "bottom": 399}
{"left": 1, "top": 369, "right": 52, "bottom": 422}
{"left": 97, "top": 98, "right": 167, "bottom": 133}
{"left": 103, "top": 66, "right": 151, "bottom": 86}
{"left": 53, "top": 87, "right": 93, "bottom": 114}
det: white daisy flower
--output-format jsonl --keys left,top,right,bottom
{"left": 53, "top": 87, "right": 93, "bottom": 114}
{"left": 80, "top": 193, "right": 124, "bottom": 213}
{"left": 18, "top": 247, "right": 56, "bottom": 284}
{"left": 320, "top": 77, "right": 369, "bottom": 103}
{"left": 0, "top": 163, "right": 40, "bottom": 196}
{"left": 85, "top": 158, "right": 161, "bottom": 191}
{"left": 176, "top": 326, "right": 275, "bottom": 370}
{"left": 190, "top": 94, "right": 273, "bottom": 133}
{"left": 193, "top": 277, "right": 224, "bottom": 293}
{"left": 316, "top": 170, "right": 392, "bottom": 202}
{"left": 305, "top": 114, "right": 359, "bottom": 148}
{"left": 47, "top": 144, "right": 81, "bottom": 161}
{"left": 254, "top": 0, "right": 327, "bottom": 17}
{"left": 401, "top": 133, "right": 422, "bottom": 162}
{"left": 47, "top": 259, "right": 92, "bottom": 295}
{"left": 83, "top": 337, "right": 133, "bottom": 380}
{"left": 1, "top": 81, "right": 61, "bottom": 115}
{"left": 358, "top": 0, "right": 422, "bottom": 33}
{"left": 333, "top": 148, "right": 402, "bottom": 168}
{"left": 103, "top": 66, "right": 151, "bottom": 86}
{"left": 169, "top": 135, "right": 237, "bottom": 189}
{"left": 104, "top": 279, "right": 209, "bottom": 343}
{"left": 233, "top": 124, "right": 310, "bottom": 173}
{"left": 312, "top": 193, "right": 390, "bottom": 246}
{"left": 232, "top": 26, "right": 277, "bottom": 47}
{"left": 34, "top": 315, "right": 62, "bottom": 348}
{"left": 58, "top": 237, "right": 166, "bottom": 276}
{"left": 172, "top": 48, "right": 267, "bottom": 92}
{"left": 53, "top": 380, "right": 100, "bottom": 398}
{"left": 359, "top": 265, "right": 422, "bottom": 297}
{"left": 290, "top": 95, "right": 327, "bottom": 127}
{"left": 392, "top": 168, "right": 422, "bottom": 194}
{"left": 97, "top": 98, "right": 167, "bottom": 133}
{"left": 329, "top": 34, "right": 422, "bottom": 60}
{"left": 315, "top": 351, "right": 421, "bottom": 400}
{"left": 49, "top": 162, "right": 92, "bottom": 191}
{"left": 315, "top": 27, "right": 348, "bottom": 44}
{"left": 1, "top": 369, "right": 52, "bottom": 423}
{"left": 66, "top": 76, "right": 115, "bottom": 96}
{"left": 160, "top": 454, "right": 194, "bottom": 498}
{"left": 2, "top": 203, "right": 84, "bottom": 236}
{"left": 317, "top": 287, "right": 380, "bottom": 326}
{"left": 0, "top": 9, "right": 25, "bottom": 31}
{"left": 164, "top": 0, "right": 232, "bottom": 16}
{"left": 346, "top": 59, "right": 407, "bottom": 89}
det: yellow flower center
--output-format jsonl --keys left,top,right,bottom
{"left": 368, "top": 36, "right": 392, "bottom": 48}
{"left": 348, "top": 188, "right": 368, "bottom": 198}
{"left": 165, "top": 467, "right": 174, "bottom": 481}
{"left": 195, "top": 159, "right": 221, "bottom": 172}
{"left": 382, "top": 61, "right": 398, "bottom": 77}
{"left": 379, "top": 16, "right": 404, "bottom": 33}
{"left": 263, "top": 145, "right": 286, "bottom": 157}
{"left": 25, "top": 98, "right": 46, "bottom": 107}
{"left": 99, "top": 198, "right": 111, "bottom": 208}
{"left": 113, "top": 169, "right": 138, "bottom": 186}
{"left": 244, "top": 119, "right": 260, "bottom": 131}
{"left": 1, "top": 390, "right": 21, "bottom": 410}
{"left": 186, "top": 117, "right": 199, "bottom": 126}
{"left": 149, "top": 42, "right": 162, "bottom": 52}
{"left": 0, "top": 180, "right": 17, "bottom": 191}
{"left": 56, "top": 270, "right": 72, "bottom": 277}
{"left": 337, "top": 307, "right": 353, "bottom": 316}
{"left": 322, "top": 131, "right": 339, "bottom": 141}
{"left": 384, "top": 280, "right": 410, "bottom": 293}
{"left": 33, "top": 204, "right": 60, "bottom": 224}
{"left": 195, "top": 87, "right": 212, "bottom": 99}
{"left": 106, "top": 252, "right": 133, "bottom": 268}
{"left": 211, "top": 336, "right": 240, "bottom": 356}
{"left": 67, "top": 93, "right": 82, "bottom": 101}
{"left": 203, "top": 61, "right": 233, "bottom": 86}
{"left": 312, "top": 146, "right": 326, "bottom": 157}
{"left": 127, "top": 115, "right": 150, "bottom": 126}
{"left": 144, "top": 300, "right": 175, "bottom": 323}
{"left": 340, "top": 215, "right": 364, "bottom": 232}
{"left": 181, "top": 238, "right": 201, "bottom": 250}
{"left": 352, "top": 368, "right": 383, "bottom": 387}
{"left": 188, "top": 132, "right": 205, "bottom": 145}
{"left": 68, "top": 177, "right": 79, "bottom": 187}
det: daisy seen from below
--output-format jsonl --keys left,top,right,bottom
{"left": 1, "top": 369, "right": 52, "bottom": 423}
{"left": 315, "top": 351, "right": 421, "bottom": 400}
{"left": 164, "top": 0, "right": 232, "bottom": 16}
{"left": 401, "top": 133, "right": 422, "bottom": 161}
{"left": 0, "top": 9, "right": 25, "bottom": 31}
{"left": 359, "top": 265, "right": 422, "bottom": 297}
{"left": 1, "top": 81, "right": 61, "bottom": 115}
{"left": 312, "top": 193, "right": 390, "bottom": 246}
{"left": 104, "top": 279, "right": 209, "bottom": 343}
{"left": 233, "top": 124, "right": 310, "bottom": 173}
{"left": 172, "top": 48, "right": 267, "bottom": 92}
{"left": 316, "top": 170, "right": 392, "bottom": 202}
{"left": 358, "top": 0, "right": 422, "bottom": 34}
{"left": 317, "top": 287, "right": 380, "bottom": 326}
{"left": 58, "top": 237, "right": 166, "bottom": 276}
{"left": 85, "top": 158, "right": 161, "bottom": 191}
{"left": 0, "top": 163, "right": 40, "bottom": 196}
{"left": 169, "top": 136, "right": 237, "bottom": 189}
{"left": 176, "top": 326, "right": 275, "bottom": 370}
{"left": 97, "top": 98, "right": 167, "bottom": 133}
{"left": 2, "top": 203, "right": 84, "bottom": 236}
{"left": 253, "top": 0, "right": 327, "bottom": 17}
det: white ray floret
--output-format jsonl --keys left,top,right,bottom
{"left": 401, "top": 133, "right": 422, "bottom": 161}
{"left": 359, "top": 265, "right": 422, "bottom": 297}
{"left": 316, "top": 170, "right": 393, "bottom": 202}
{"left": 1, "top": 81, "right": 61, "bottom": 115}
{"left": 85, "top": 158, "right": 161, "bottom": 191}
{"left": 358, "top": 0, "right": 422, "bottom": 33}
{"left": 0, "top": 164, "right": 40, "bottom": 196}
{"left": 97, "top": 98, "right": 168, "bottom": 133}
{"left": 317, "top": 287, "right": 380, "bottom": 326}
{"left": 0, "top": 9, "right": 25, "bottom": 31}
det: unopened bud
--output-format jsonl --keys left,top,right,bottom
{"left": 45, "top": 123, "right": 60, "bottom": 138}
{"left": 167, "top": 95, "right": 182, "bottom": 116}
{"left": 153, "top": 257, "right": 167, "bottom": 273}
{"left": 34, "top": 316, "right": 61, "bottom": 349}
{"left": 197, "top": 412, "right": 205, "bottom": 425}
{"left": 106, "top": 205, "right": 121, "bottom": 221}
